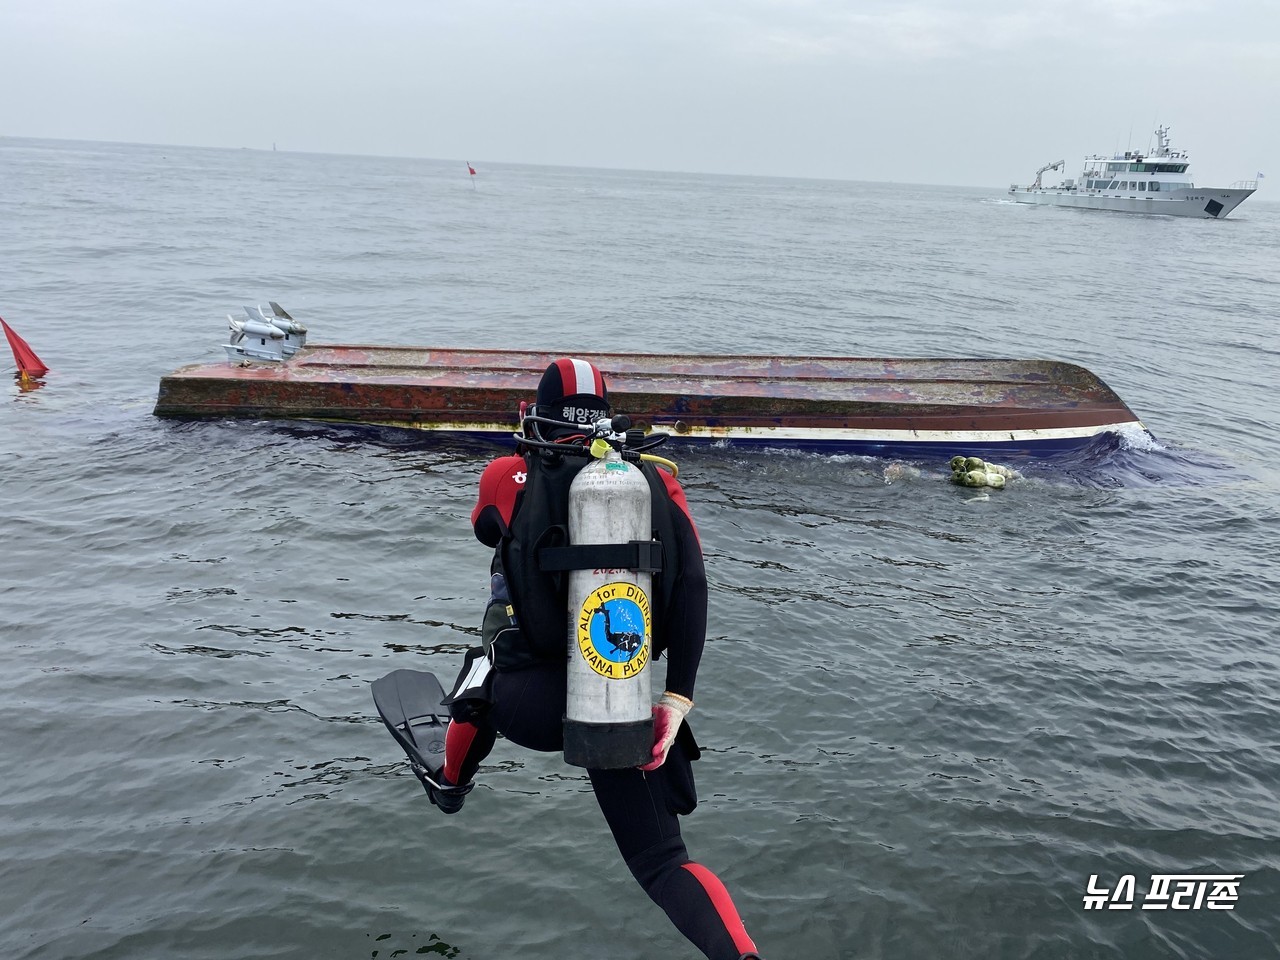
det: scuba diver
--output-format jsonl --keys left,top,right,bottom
{"left": 373, "top": 358, "right": 766, "bottom": 960}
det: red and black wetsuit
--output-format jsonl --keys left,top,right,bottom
{"left": 441, "top": 452, "right": 759, "bottom": 960}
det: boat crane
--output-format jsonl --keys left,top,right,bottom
{"left": 1031, "top": 160, "right": 1064, "bottom": 189}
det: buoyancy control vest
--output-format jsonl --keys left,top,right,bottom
{"left": 493, "top": 447, "right": 683, "bottom": 672}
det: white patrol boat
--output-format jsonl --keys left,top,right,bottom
{"left": 1009, "top": 126, "right": 1257, "bottom": 218}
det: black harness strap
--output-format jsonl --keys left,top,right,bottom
{"left": 539, "top": 540, "right": 664, "bottom": 573}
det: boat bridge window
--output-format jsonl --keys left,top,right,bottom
{"left": 1109, "top": 180, "right": 1119, "bottom": 189}
{"left": 1150, "top": 181, "right": 1160, "bottom": 192}
{"left": 1107, "top": 161, "right": 1188, "bottom": 174}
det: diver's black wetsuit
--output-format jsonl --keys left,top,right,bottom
{"left": 440, "top": 451, "right": 759, "bottom": 960}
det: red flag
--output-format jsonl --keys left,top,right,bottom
{"left": 467, "top": 163, "right": 477, "bottom": 176}
{"left": 2, "top": 317, "right": 49, "bottom": 378}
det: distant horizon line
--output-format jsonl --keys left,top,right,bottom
{"left": 0, "top": 132, "right": 1009, "bottom": 192}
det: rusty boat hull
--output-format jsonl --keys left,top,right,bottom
{"left": 154, "top": 345, "right": 1147, "bottom": 456}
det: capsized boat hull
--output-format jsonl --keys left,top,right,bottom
{"left": 154, "top": 345, "right": 1147, "bottom": 456}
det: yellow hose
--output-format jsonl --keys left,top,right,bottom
{"left": 639, "top": 453, "right": 679, "bottom": 478}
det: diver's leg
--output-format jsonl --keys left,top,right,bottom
{"left": 489, "top": 664, "right": 569, "bottom": 752}
{"left": 424, "top": 717, "right": 494, "bottom": 814}
{"left": 488, "top": 664, "right": 761, "bottom": 957}
{"left": 589, "top": 766, "right": 759, "bottom": 960}
{"left": 430, "top": 663, "right": 564, "bottom": 814}
{"left": 442, "top": 719, "right": 496, "bottom": 788}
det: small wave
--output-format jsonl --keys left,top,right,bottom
{"left": 1022, "top": 431, "right": 1248, "bottom": 488}
{"left": 1115, "top": 422, "right": 1165, "bottom": 453}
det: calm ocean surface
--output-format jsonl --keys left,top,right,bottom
{"left": 2, "top": 137, "right": 1278, "bottom": 960}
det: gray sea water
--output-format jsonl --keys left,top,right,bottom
{"left": 2, "top": 137, "right": 1278, "bottom": 960}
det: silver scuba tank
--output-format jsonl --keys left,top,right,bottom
{"left": 563, "top": 446, "right": 654, "bottom": 768}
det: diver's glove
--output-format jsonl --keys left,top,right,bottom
{"left": 639, "top": 692, "right": 693, "bottom": 771}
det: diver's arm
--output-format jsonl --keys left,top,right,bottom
{"left": 640, "top": 493, "right": 706, "bottom": 770}
{"left": 658, "top": 484, "right": 707, "bottom": 701}
{"left": 471, "top": 454, "right": 526, "bottom": 546}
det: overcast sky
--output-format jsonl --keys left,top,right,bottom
{"left": 2, "top": 0, "right": 1276, "bottom": 187}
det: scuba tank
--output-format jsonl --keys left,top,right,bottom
{"left": 563, "top": 445, "right": 654, "bottom": 768}
{"left": 511, "top": 402, "right": 678, "bottom": 769}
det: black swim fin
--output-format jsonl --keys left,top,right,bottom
{"left": 372, "top": 669, "right": 474, "bottom": 812}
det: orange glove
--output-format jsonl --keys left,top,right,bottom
{"left": 639, "top": 692, "right": 693, "bottom": 771}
